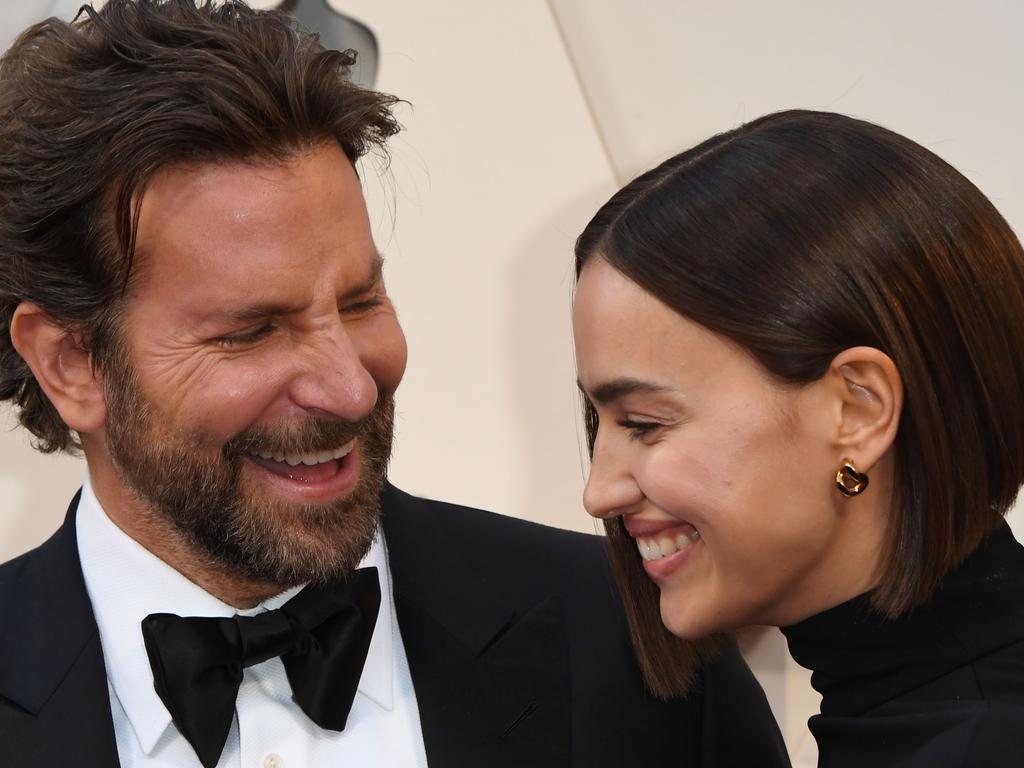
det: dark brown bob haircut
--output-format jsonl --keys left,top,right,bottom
{"left": 0, "top": 0, "right": 400, "bottom": 453}
{"left": 575, "top": 109, "right": 1024, "bottom": 698}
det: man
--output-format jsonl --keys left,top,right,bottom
{"left": 0, "top": 1, "right": 789, "bottom": 766}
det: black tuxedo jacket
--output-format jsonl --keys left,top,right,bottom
{"left": 0, "top": 484, "right": 789, "bottom": 767}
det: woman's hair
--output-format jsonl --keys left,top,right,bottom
{"left": 0, "top": 0, "right": 400, "bottom": 453}
{"left": 575, "top": 109, "right": 1024, "bottom": 697}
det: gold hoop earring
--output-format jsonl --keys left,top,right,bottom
{"left": 835, "top": 458, "right": 869, "bottom": 497}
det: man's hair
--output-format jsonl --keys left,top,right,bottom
{"left": 0, "top": 0, "right": 400, "bottom": 453}
{"left": 576, "top": 109, "right": 1024, "bottom": 697}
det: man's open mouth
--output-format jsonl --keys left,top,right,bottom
{"left": 246, "top": 439, "right": 356, "bottom": 482}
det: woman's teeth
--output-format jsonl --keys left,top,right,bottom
{"left": 249, "top": 439, "right": 355, "bottom": 466}
{"left": 636, "top": 528, "right": 701, "bottom": 562}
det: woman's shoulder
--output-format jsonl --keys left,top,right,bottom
{"left": 812, "top": 696, "right": 1024, "bottom": 767}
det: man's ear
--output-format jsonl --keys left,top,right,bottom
{"left": 9, "top": 302, "right": 107, "bottom": 434}
{"left": 826, "top": 346, "right": 903, "bottom": 472}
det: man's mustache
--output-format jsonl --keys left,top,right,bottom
{"left": 224, "top": 413, "right": 373, "bottom": 458}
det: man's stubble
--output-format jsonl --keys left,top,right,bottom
{"left": 101, "top": 342, "right": 395, "bottom": 588}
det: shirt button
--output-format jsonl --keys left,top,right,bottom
{"left": 262, "top": 754, "right": 284, "bottom": 768}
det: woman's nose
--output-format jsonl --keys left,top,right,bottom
{"left": 583, "top": 434, "right": 643, "bottom": 519}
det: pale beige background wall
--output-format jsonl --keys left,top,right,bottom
{"left": 2, "top": 1, "right": 1022, "bottom": 763}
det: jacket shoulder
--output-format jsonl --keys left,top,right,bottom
{"left": 384, "top": 485, "right": 605, "bottom": 561}
{"left": 381, "top": 485, "right": 789, "bottom": 767}
{"left": 383, "top": 485, "right": 616, "bottom": 612}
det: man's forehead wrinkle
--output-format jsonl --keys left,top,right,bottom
{"left": 138, "top": 162, "right": 294, "bottom": 242}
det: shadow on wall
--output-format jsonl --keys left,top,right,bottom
{"left": 501, "top": 182, "right": 616, "bottom": 535}
{"left": 276, "top": 0, "right": 379, "bottom": 89}
{"left": 0, "top": 408, "right": 84, "bottom": 560}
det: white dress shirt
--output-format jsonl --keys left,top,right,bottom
{"left": 75, "top": 476, "right": 429, "bottom": 768}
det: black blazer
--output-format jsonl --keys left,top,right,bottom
{"left": 0, "top": 484, "right": 789, "bottom": 767}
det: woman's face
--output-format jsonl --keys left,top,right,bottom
{"left": 573, "top": 258, "right": 873, "bottom": 638}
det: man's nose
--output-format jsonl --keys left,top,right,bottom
{"left": 288, "top": 319, "right": 378, "bottom": 423}
{"left": 583, "top": 433, "right": 643, "bottom": 519}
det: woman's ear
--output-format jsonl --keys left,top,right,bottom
{"left": 827, "top": 346, "right": 903, "bottom": 472}
{"left": 9, "top": 302, "right": 108, "bottom": 434}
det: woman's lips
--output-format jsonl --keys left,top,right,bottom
{"left": 633, "top": 522, "right": 701, "bottom": 562}
{"left": 625, "top": 520, "right": 702, "bottom": 582}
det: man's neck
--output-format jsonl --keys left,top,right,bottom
{"left": 86, "top": 459, "right": 288, "bottom": 609}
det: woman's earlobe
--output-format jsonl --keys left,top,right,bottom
{"left": 9, "top": 302, "right": 107, "bottom": 434}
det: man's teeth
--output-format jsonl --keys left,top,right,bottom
{"left": 249, "top": 439, "right": 355, "bottom": 466}
{"left": 636, "top": 528, "right": 701, "bottom": 562}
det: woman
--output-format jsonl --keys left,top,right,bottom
{"left": 573, "top": 110, "right": 1024, "bottom": 766}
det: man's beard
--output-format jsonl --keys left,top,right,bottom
{"left": 102, "top": 354, "right": 395, "bottom": 587}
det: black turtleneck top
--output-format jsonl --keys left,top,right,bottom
{"left": 780, "top": 523, "right": 1024, "bottom": 767}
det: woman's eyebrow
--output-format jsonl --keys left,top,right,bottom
{"left": 577, "top": 377, "right": 674, "bottom": 405}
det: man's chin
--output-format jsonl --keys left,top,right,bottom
{"left": 184, "top": 492, "right": 382, "bottom": 586}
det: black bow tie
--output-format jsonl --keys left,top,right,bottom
{"left": 141, "top": 568, "right": 380, "bottom": 768}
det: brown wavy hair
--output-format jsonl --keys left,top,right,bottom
{"left": 0, "top": 0, "right": 400, "bottom": 452}
{"left": 575, "top": 110, "right": 1024, "bottom": 697}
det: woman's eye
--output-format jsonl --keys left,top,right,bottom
{"left": 216, "top": 324, "right": 275, "bottom": 346}
{"left": 618, "top": 418, "right": 660, "bottom": 440}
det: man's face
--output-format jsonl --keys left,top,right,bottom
{"left": 99, "top": 143, "right": 407, "bottom": 585}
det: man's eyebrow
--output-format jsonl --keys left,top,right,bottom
{"left": 215, "top": 301, "right": 300, "bottom": 323}
{"left": 576, "top": 377, "right": 675, "bottom": 404}
{"left": 206, "top": 254, "right": 385, "bottom": 323}
{"left": 338, "top": 253, "right": 384, "bottom": 303}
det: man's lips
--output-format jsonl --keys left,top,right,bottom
{"left": 245, "top": 439, "right": 356, "bottom": 484}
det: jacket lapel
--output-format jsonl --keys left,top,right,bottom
{"left": 0, "top": 493, "right": 121, "bottom": 767}
{"left": 381, "top": 485, "right": 571, "bottom": 768}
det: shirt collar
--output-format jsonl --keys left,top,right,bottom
{"left": 76, "top": 474, "right": 395, "bottom": 755}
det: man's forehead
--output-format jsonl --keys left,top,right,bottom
{"left": 139, "top": 147, "right": 356, "bottom": 208}
{"left": 135, "top": 146, "right": 362, "bottom": 244}
{"left": 124, "top": 144, "right": 376, "bottom": 308}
